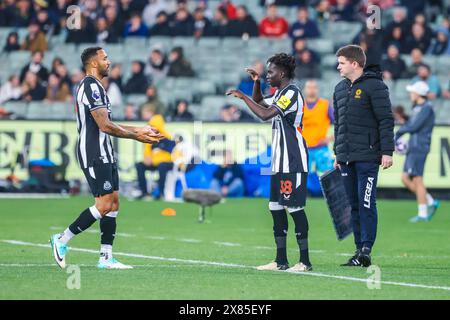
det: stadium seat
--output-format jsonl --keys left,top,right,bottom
{"left": 308, "top": 39, "right": 334, "bottom": 54}
{"left": 2, "top": 101, "right": 28, "bottom": 119}
{"left": 125, "top": 94, "right": 147, "bottom": 106}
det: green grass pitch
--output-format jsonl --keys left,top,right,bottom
{"left": 0, "top": 196, "right": 449, "bottom": 299}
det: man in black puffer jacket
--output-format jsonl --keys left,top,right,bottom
{"left": 333, "top": 45, "right": 394, "bottom": 267}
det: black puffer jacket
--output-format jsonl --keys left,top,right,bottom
{"left": 333, "top": 65, "right": 394, "bottom": 164}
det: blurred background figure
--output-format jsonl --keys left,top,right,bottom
{"left": 220, "top": 103, "right": 255, "bottom": 122}
{"left": 172, "top": 99, "right": 194, "bottom": 121}
{"left": 210, "top": 150, "right": 245, "bottom": 198}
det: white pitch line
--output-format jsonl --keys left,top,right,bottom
{"left": 213, "top": 241, "right": 242, "bottom": 247}
{"left": 2, "top": 239, "right": 450, "bottom": 293}
{"left": 178, "top": 238, "right": 202, "bottom": 244}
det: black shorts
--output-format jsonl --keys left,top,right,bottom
{"left": 82, "top": 163, "right": 119, "bottom": 197}
{"left": 270, "top": 172, "right": 307, "bottom": 207}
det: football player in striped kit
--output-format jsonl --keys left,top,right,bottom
{"left": 50, "top": 47, "right": 164, "bottom": 269}
{"left": 227, "top": 53, "right": 312, "bottom": 272}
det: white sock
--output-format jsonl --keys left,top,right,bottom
{"left": 418, "top": 204, "right": 428, "bottom": 218}
{"left": 100, "top": 244, "right": 113, "bottom": 260}
{"left": 426, "top": 193, "right": 434, "bottom": 206}
{"left": 58, "top": 228, "right": 75, "bottom": 244}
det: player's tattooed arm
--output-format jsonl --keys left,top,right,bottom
{"left": 91, "top": 108, "right": 164, "bottom": 143}
{"left": 246, "top": 68, "right": 270, "bottom": 108}
{"left": 226, "top": 89, "right": 277, "bottom": 121}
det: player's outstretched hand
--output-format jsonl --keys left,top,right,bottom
{"left": 136, "top": 126, "right": 165, "bottom": 144}
{"left": 245, "top": 68, "right": 259, "bottom": 81}
{"left": 226, "top": 89, "right": 244, "bottom": 100}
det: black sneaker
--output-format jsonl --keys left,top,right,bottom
{"left": 358, "top": 247, "right": 372, "bottom": 267}
{"left": 340, "top": 250, "right": 362, "bottom": 267}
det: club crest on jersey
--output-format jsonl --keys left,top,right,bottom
{"left": 276, "top": 95, "right": 291, "bottom": 110}
{"left": 104, "top": 181, "right": 112, "bottom": 191}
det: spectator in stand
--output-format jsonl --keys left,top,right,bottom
{"left": 105, "top": 3, "right": 124, "bottom": 40}
{"left": 412, "top": 64, "right": 442, "bottom": 100}
{"left": 96, "top": 16, "right": 119, "bottom": 44}
{"left": 149, "top": 11, "right": 172, "bottom": 36}
{"left": 293, "top": 38, "right": 320, "bottom": 63}
{"left": 145, "top": 46, "right": 169, "bottom": 82}
{"left": 3, "top": 32, "right": 20, "bottom": 52}
{"left": 210, "top": 7, "right": 231, "bottom": 37}
{"left": 44, "top": 73, "right": 71, "bottom": 102}
{"left": 193, "top": 7, "right": 213, "bottom": 38}
{"left": 353, "top": 27, "right": 383, "bottom": 65}
{"left": 259, "top": 4, "right": 289, "bottom": 38}
{"left": 142, "top": 0, "right": 167, "bottom": 28}
{"left": 36, "top": 8, "right": 55, "bottom": 36}
{"left": 210, "top": 150, "right": 245, "bottom": 198}
{"left": 167, "top": 46, "right": 195, "bottom": 78}
{"left": 169, "top": 6, "right": 195, "bottom": 36}
{"left": 385, "top": 6, "right": 411, "bottom": 36}
{"left": 21, "top": 20, "right": 48, "bottom": 53}
{"left": 413, "top": 13, "right": 433, "bottom": 41}
{"left": 142, "top": 84, "right": 167, "bottom": 116}
{"left": 197, "top": 0, "right": 213, "bottom": 20}
{"left": 123, "top": 12, "right": 148, "bottom": 37}
{"left": 295, "top": 50, "right": 321, "bottom": 79}
{"left": 11, "top": 0, "right": 33, "bottom": 27}
{"left": 220, "top": 103, "right": 255, "bottom": 122}
{"left": 51, "top": 57, "right": 71, "bottom": 88}
{"left": 315, "top": 0, "right": 332, "bottom": 23}
{"left": 20, "top": 51, "right": 49, "bottom": 83}
{"left": 330, "top": 0, "right": 355, "bottom": 22}
{"left": 109, "top": 63, "right": 123, "bottom": 92}
{"left": 219, "top": 0, "right": 237, "bottom": 20}
{"left": 228, "top": 5, "right": 258, "bottom": 38}
{"left": 65, "top": 15, "right": 97, "bottom": 43}
{"left": 70, "top": 68, "right": 85, "bottom": 97}
{"left": 427, "top": 28, "right": 450, "bottom": 55}
{"left": 21, "top": 71, "right": 46, "bottom": 101}
{"left": 404, "top": 48, "right": 428, "bottom": 78}
{"left": 404, "top": 23, "right": 432, "bottom": 53}
{"left": 172, "top": 99, "right": 194, "bottom": 121}
{"left": 238, "top": 60, "right": 268, "bottom": 96}
{"left": 82, "top": 0, "right": 101, "bottom": 20}
{"left": 102, "top": 77, "right": 123, "bottom": 108}
{"left": 289, "top": 6, "right": 320, "bottom": 40}
{"left": 124, "top": 103, "right": 138, "bottom": 120}
{"left": 119, "top": 0, "right": 135, "bottom": 22}
{"left": 0, "top": 75, "right": 22, "bottom": 105}
{"left": 381, "top": 44, "right": 407, "bottom": 80}
{"left": 124, "top": 60, "right": 149, "bottom": 94}
{"left": 383, "top": 26, "right": 408, "bottom": 53}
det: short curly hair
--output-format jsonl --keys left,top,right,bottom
{"left": 267, "top": 53, "right": 296, "bottom": 79}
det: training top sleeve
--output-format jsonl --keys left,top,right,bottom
{"left": 271, "top": 86, "right": 299, "bottom": 117}
{"left": 83, "top": 79, "right": 108, "bottom": 111}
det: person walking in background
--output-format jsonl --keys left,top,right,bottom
{"left": 395, "top": 81, "right": 439, "bottom": 222}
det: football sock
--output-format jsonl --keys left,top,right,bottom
{"left": 58, "top": 228, "right": 75, "bottom": 245}
{"left": 289, "top": 209, "right": 311, "bottom": 266}
{"left": 100, "top": 244, "right": 113, "bottom": 261}
{"left": 418, "top": 204, "right": 428, "bottom": 218}
{"left": 100, "top": 211, "right": 117, "bottom": 245}
{"left": 270, "top": 209, "right": 288, "bottom": 264}
{"left": 63, "top": 206, "right": 102, "bottom": 243}
{"left": 426, "top": 193, "right": 434, "bottom": 206}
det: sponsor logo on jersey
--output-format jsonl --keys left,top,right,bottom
{"left": 276, "top": 95, "right": 291, "bottom": 110}
{"left": 104, "top": 181, "right": 112, "bottom": 191}
{"left": 355, "top": 89, "right": 362, "bottom": 99}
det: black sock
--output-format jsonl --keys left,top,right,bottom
{"left": 68, "top": 207, "right": 101, "bottom": 235}
{"left": 289, "top": 209, "right": 311, "bottom": 266}
{"left": 270, "top": 209, "right": 288, "bottom": 265}
{"left": 100, "top": 216, "right": 116, "bottom": 246}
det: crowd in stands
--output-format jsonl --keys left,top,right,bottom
{"left": 0, "top": 0, "right": 449, "bottom": 121}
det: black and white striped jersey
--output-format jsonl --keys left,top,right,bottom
{"left": 264, "top": 84, "right": 308, "bottom": 173}
{"left": 75, "top": 75, "right": 115, "bottom": 169}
